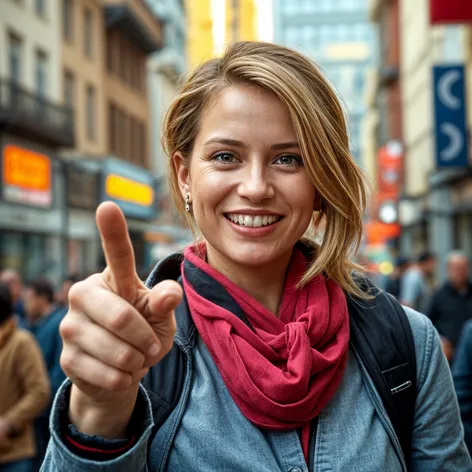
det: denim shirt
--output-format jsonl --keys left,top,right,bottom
{"left": 41, "top": 303, "right": 471, "bottom": 472}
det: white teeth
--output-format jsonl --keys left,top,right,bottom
{"left": 226, "top": 214, "right": 280, "bottom": 227}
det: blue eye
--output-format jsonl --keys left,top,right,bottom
{"left": 274, "top": 154, "right": 303, "bottom": 166}
{"left": 213, "top": 152, "right": 236, "bottom": 163}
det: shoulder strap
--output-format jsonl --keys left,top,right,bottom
{"left": 347, "top": 279, "right": 417, "bottom": 468}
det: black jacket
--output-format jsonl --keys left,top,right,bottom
{"left": 428, "top": 282, "right": 472, "bottom": 348}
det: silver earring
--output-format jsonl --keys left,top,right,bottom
{"left": 185, "top": 193, "right": 191, "bottom": 212}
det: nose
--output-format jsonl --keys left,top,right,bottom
{"left": 237, "top": 161, "right": 275, "bottom": 202}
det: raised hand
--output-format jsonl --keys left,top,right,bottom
{"left": 59, "top": 201, "right": 183, "bottom": 438}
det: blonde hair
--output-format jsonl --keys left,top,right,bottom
{"left": 163, "top": 41, "right": 368, "bottom": 298}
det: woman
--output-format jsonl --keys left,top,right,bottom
{"left": 42, "top": 42, "right": 469, "bottom": 471}
{"left": 0, "top": 282, "right": 51, "bottom": 472}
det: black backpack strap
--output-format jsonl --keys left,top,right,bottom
{"left": 347, "top": 279, "right": 417, "bottom": 468}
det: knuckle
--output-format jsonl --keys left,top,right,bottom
{"left": 60, "top": 348, "right": 75, "bottom": 374}
{"left": 59, "top": 317, "right": 78, "bottom": 341}
{"left": 114, "top": 345, "right": 136, "bottom": 369}
{"left": 106, "top": 370, "right": 130, "bottom": 391}
{"left": 109, "top": 308, "right": 132, "bottom": 331}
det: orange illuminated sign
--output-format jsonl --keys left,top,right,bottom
{"left": 105, "top": 173, "right": 154, "bottom": 207}
{"left": 3, "top": 145, "right": 51, "bottom": 191}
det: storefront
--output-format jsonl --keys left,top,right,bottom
{"left": 0, "top": 136, "right": 65, "bottom": 285}
{"left": 65, "top": 159, "right": 102, "bottom": 277}
{"left": 100, "top": 157, "right": 157, "bottom": 272}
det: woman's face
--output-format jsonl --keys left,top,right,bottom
{"left": 175, "top": 84, "right": 316, "bottom": 271}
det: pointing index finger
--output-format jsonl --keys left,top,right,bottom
{"left": 96, "top": 202, "right": 138, "bottom": 298}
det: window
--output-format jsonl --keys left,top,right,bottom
{"left": 35, "top": 49, "right": 48, "bottom": 98}
{"left": 8, "top": 32, "right": 23, "bottom": 84}
{"left": 35, "top": 0, "right": 46, "bottom": 17}
{"left": 63, "top": 70, "right": 75, "bottom": 108}
{"left": 62, "top": 0, "right": 73, "bottom": 42}
{"left": 84, "top": 7, "right": 93, "bottom": 58}
{"left": 86, "top": 85, "right": 96, "bottom": 141}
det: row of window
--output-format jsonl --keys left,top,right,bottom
{"left": 284, "top": 23, "right": 373, "bottom": 49}
{"left": 63, "top": 69, "right": 96, "bottom": 142}
{"left": 62, "top": 0, "right": 94, "bottom": 58}
{"left": 106, "top": 30, "right": 146, "bottom": 93}
{"left": 12, "top": 0, "right": 47, "bottom": 19}
{"left": 109, "top": 103, "right": 147, "bottom": 168}
{"left": 281, "top": 0, "right": 364, "bottom": 15}
{"left": 8, "top": 32, "right": 48, "bottom": 98}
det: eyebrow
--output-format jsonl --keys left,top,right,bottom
{"left": 203, "top": 138, "right": 300, "bottom": 150}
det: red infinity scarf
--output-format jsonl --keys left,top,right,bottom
{"left": 182, "top": 245, "right": 350, "bottom": 462}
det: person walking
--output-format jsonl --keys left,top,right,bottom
{"left": 385, "top": 257, "right": 410, "bottom": 299}
{"left": 0, "top": 270, "right": 26, "bottom": 324}
{"left": 428, "top": 251, "right": 472, "bottom": 363}
{"left": 42, "top": 42, "right": 470, "bottom": 471}
{"left": 23, "top": 280, "right": 66, "bottom": 470}
{"left": 0, "top": 282, "right": 50, "bottom": 472}
{"left": 399, "top": 252, "right": 436, "bottom": 313}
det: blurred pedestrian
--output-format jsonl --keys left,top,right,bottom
{"left": 0, "top": 282, "right": 50, "bottom": 472}
{"left": 385, "top": 257, "right": 410, "bottom": 299}
{"left": 399, "top": 252, "right": 436, "bottom": 313}
{"left": 428, "top": 251, "right": 472, "bottom": 363}
{"left": 23, "top": 279, "right": 67, "bottom": 470}
{"left": 452, "top": 319, "right": 472, "bottom": 454}
{"left": 55, "top": 275, "right": 79, "bottom": 310}
{"left": 0, "top": 270, "right": 26, "bottom": 323}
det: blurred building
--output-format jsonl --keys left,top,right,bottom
{"left": 361, "top": 0, "right": 403, "bottom": 256}
{"left": 62, "top": 0, "right": 164, "bottom": 275}
{"left": 0, "top": 0, "right": 75, "bottom": 285}
{"left": 147, "top": 0, "right": 186, "bottom": 222}
{"left": 367, "top": 0, "right": 472, "bottom": 279}
{"left": 273, "top": 0, "right": 377, "bottom": 164}
{"left": 186, "top": 0, "right": 214, "bottom": 68}
{"left": 226, "top": 0, "right": 257, "bottom": 43}
{"left": 145, "top": 0, "right": 193, "bottom": 259}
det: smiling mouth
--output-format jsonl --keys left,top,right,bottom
{"left": 224, "top": 213, "right": 283, "bottom": 228}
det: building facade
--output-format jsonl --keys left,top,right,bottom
{"left": 273, "top": 0, "right": 377, "bottom": 164}
{"left": 225, "top": 0, "right": 257, "bottom": 43}
{"left": 56, "top": 0, "right": 164, "bottom": 277}
{"left": 0, "top": 0, "right": 74, "bottom": 285}
{"left": 397, "top": 0, "right": 471, "bottom": 277}
{"left": 186, "top": 0, "right": 214, "bottom": 68}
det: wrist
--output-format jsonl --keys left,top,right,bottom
{"left": 69, "top": 384, "right": 139, "bottom": 439}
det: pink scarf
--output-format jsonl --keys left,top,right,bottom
{"left": 182, "top": 244, "right": 350, "bottom": 461}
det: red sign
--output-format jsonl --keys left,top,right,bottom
{"left": 430, "top": 0, "right": 472, "bottom": 24}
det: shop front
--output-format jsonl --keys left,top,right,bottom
{"left": 100, "top": 157, "right": 157, "bottom": 272}
{"left": 0, "top": 137, "right": 65, "bottom": 285}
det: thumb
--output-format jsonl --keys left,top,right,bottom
{"left": 146, "top": 280, "right": 182, "bottom": 351}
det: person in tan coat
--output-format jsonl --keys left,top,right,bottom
{"left": 0, "top": 282, "right": 50, "bottom": 472}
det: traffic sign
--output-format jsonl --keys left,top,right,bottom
{"left": 433, "top": 65, "right": 468, "bottom": 168}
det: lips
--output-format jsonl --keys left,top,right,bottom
{"left": 225, "top": 214, "right": 282, "bottom": 228}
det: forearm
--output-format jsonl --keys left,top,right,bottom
{"left": 69, "top": 384, "right": 140, "bottom": 439}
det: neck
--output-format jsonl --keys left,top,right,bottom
{"left": 205, "top": 245, "right": 293, "bottom": 316}
{"left": 30, "top": 303, "right": 54, "bottom": 323}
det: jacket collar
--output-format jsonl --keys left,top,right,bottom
{"left": 144, "top": 241, "right": 318, "bottom": 348}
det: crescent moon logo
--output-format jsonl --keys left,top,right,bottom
{"left": 438, "top": 70, "right": 461, "bottom": 110}
{"left": 440, "top": 122, "right": 464, "bottom": 162}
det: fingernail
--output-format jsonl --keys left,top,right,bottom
{"left": 148, "top": 343, "right": 160, "bottom": 357}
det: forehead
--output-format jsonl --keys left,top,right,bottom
{"left": 198, "top": 84, "right": 297, "bottom": 142}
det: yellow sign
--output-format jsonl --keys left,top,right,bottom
{"left": 3, "top": 145, "right": 51, "bottom": 191}
{"left": 105, "top": 173, "right": 154, "bottom": 207}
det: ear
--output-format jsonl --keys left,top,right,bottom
{"left": 173, "top": 152, "right": 191, "bottom": 199}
